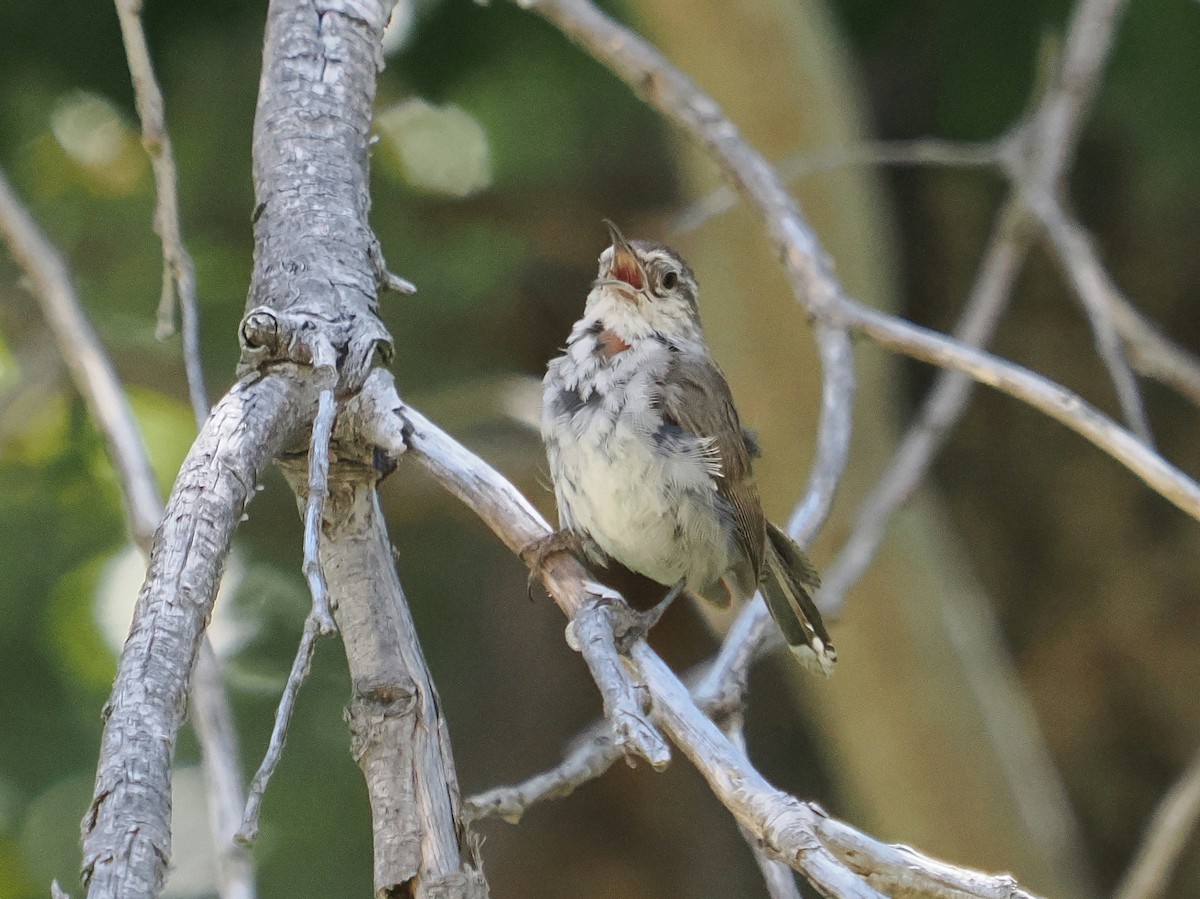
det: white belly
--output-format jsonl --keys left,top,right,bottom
{"left": 549, "top": 414, "right": 731, "bottom": 589}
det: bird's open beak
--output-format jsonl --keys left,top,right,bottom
{"left": 604, "top": 219, "right": 645, "bottom": 293}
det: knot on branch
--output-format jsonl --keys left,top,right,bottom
{"left": 237, "top": 304, "right": 393, "bottom": 395}
{"left": 346, "top": 675, "right": 420, "bottom": 762}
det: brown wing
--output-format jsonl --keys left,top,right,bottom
{"left": 658, "top": 351, "right": 767, "bottom": 586}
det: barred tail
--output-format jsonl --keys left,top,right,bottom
{"left": 761, "top": 522, "right": 836, "bottom": 676}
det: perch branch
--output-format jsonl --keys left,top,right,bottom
{"left": 113, "top": 0, "right": 209, "bottom": 421}
{"left": 407, "top": 393, "right": 1039, "bottom": 895}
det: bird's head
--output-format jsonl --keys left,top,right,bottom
{"left": 588, "top": 220, "right": 702, "bottom": 340}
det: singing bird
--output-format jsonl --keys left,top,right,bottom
{"left": 531, "top": 222, "right": 835, "bottom": 675}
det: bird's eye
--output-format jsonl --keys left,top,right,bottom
{"left": 661, "top": 270, "right": 679, "bottom": 290}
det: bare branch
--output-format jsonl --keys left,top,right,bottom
{"left": 0, "top": 168, "right": 162, "bottom": 547}
{"left": 814, "top": 816, "right": 1044, "bottom": 899}
{"left": 406, "top": 390, "right": 1041, "bottom": 894}
{"left": 567, "top": 588, "right": 671, "bottom": 768}
{"left": 786, "top": 324, "right": 856, "bottom": 547}
{"left": 1040, "top": 204, "right": 1200, "bottom": 409}
{"left": 1113, "top": 747, "right": 1200, "bottom": 899}
{"left": 237, "top": 614, "right": 322, "bottom": 844}
{"left": 109, "top": 8, "right": 264, "bottom": 892}
{"left": 302, "top": 387, "right": 338, "bottom": 634}
{"left": 113, "top": 0, "right": 209, "bottom": 421}
{"left": 1033, "top": 199, "right": 1153, "bottom": 442}
{"left": 843, "top": 301, "right": 1200, "bottom": 520}
{"left": 463, "top": 722, "right": 616, "bottom": 824}
{"left": 82, "top": 374, "right": 313, "bottom": 897}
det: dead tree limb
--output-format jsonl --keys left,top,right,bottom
{"left": 79, "top": 0, "right": 487, "bottom": 895}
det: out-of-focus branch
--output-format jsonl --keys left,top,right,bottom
{"left": 113, "top": 0, "right": 208, "bottom": 421}
{"left": 673, "top": 137, "right": 1005, "bottom": 236}
{"left": 1039, "top": 206, "right": 1200, "bottom": 410}
{"left": 0, "top": 169, "right": 162, "bottom": 546}
{"left": 191, "top": 641, "right": 256, "bottom": 899}
{"left": 1114, "top": 747, "right": 1200, "bottom": 899}
{"left": 818, "top": 199, "right": 1034, "bottom": 613}
{"left": 0, "top": 166, "right": 258, "bottom": 899}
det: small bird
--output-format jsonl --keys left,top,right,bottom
{"left": 530, "top": 221, "right": 835, "bottom": 675}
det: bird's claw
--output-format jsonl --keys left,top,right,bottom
{"left": 520, "top": 529, "right": 583, "bottom": 600}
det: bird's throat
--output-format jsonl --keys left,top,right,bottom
{"left": 596, "top": 328, "right": 631, "bottom": 358}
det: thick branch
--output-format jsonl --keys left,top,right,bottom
{"left": 231, "top": 1, "right": 485, "bottom": 894}
{"left": 82, "top": 374, "right": 313, "bottom": 897}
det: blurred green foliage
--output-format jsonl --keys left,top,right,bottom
{"left": 1, "top": 0, "right": 1198, "bottom": 896}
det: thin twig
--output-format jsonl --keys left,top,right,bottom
{"left": 113, "top": 0, "right": 209, "bottom": 421}
{"left": 237, "top": 613, "right": 322, "bottom": 844}
{"left": 1033, "top": 199, "right": 1153, "bottom": 443}
{"left": 1040, "top": 203, "right": 1200, "bottom": 409}
{"left": 464, "top": 722, "right": 616, "bottom": 824}
{"left": 1113, "top": 747, "right": 1200, "bottom": 899}
{"left": 303, "top": 387, "right": 338, "bottom": 634}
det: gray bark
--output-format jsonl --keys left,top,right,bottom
{"left": 83, "top": 0, "right": 485, "bottom": 895}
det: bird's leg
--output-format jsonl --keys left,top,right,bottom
{"left": 520, "top": 529, "right": 584, "bottom": 600}
{"left": 613, "top": 578, "right": 686, "bottom": 652}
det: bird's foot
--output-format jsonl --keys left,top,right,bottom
{"left": 612, "top": 579, "right": 686, "bottom": 653}
{"left": 520, "top": 529, "right": 584, "bottom": 599}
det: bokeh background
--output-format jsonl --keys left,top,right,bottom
{"left": 2, "top": 0, "right": 1199, "bottom": 896}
